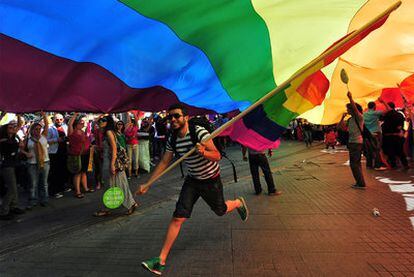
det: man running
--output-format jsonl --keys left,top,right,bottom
{"left": 136, "top": 103, "right": 248, "bottom": 275}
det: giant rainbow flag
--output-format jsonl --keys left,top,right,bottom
{"left": 303, "top": 0, "right": 414, "bottom": 124}
{"left": 0, "top": 0, "right": 399, "bottom": 150}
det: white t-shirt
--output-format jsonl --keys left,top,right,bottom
{"left": 27, "top": 136, "right": 50, "bottom": 165}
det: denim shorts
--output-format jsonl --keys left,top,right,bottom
{"left": 173, "top": 175, "right": 227, "bottom": 218}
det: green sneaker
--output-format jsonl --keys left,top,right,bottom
{"left": 236, "top": 196, "right": 249, "bottom": 222}
{"left": 141, "top": 257, "right": 165, "bottom": 275}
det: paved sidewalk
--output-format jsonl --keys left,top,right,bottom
{"left": 1, "top": 142, "right": 413, "bottom": 276}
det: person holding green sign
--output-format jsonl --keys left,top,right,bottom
{"left": 93, "top": 115, "right": 138, "bottom": 217}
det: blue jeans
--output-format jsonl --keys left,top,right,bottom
{"left": 28, "top": 162, "right": 50, "bottom": 205}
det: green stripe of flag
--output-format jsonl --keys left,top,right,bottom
{"left": 121, "top": 0, "right": 276, "bottom": 104}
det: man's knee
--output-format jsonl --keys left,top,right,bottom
{"left": 213, "top": 207, "right": 227, "bottom": 217}
{"left": 171, "top": 217, "right": 187, "bottom": 225}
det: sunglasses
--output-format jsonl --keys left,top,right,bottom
{"left": 55, "top": 118, "right": 64, "bottom": 122}
{"left": 167, "top": 113, "right": 183, "bottom": 120}
{"left": 8, "top": 125, "right": 17, "bottom": 129}
{"left": 98, "top": 118, "right": 108, "bottom": 123}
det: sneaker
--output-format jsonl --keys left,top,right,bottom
{"left": 54, "top": 193, "right": 64, "bottom": 199}
{"left": 236, "top": 196, "right": 249, "bottom": 222}
{"left": 351, "top": 184, "right": 366, "bottom": 190}
{"left": 64, "top": 188, "right": 72, "bottom": 193}
{"left": 268, "top": 191, "right": 282, "bottom": 196}
{"left": 141, "top": 257, "right": 165, "bottom": 275}
{"left": 374, "top": 166, "right": 387, "bottom": 171}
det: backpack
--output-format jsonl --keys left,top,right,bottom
{"left": 170, "top": 117, "right": 238, "bottom": 182}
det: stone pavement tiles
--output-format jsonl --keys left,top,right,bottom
{"left": 1, "top": 143, "right": 413, "bottom": 276}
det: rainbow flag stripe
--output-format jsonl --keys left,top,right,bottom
{"left": 0, "top": 0, "right": 395, "bottom": 150}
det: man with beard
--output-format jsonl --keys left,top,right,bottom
{"left": 136, "top": 103, "right": 248, "bottom": 275}
{"left": 47, "top": 113, "right": 69, "bottom": 198}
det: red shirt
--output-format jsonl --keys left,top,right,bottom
{"left": 325, "top": 131, "right": 337, "bottom": 144}
{"left": 68, "top": 132, "right": 90, "bottom": 155}
{"left": 125, "top": 126, "right": 139, "bottom": 145}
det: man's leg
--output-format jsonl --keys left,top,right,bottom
{"left": 257, "top": 154, "right": 276, "bottom": 193}
{"left": 199, "top": 178, "right": 245, "bottom": 217}
{"left": 248, "top": 155, "right": 262, "bottom": 194}
{"left": 159, "top": 217, "right": 186, "bottom": 264}
{"left": 156, "top": 178, "right": 198, "bottom": 265}
{"left": 396, "top": 136, "right": 409, "bottom": 168}
{"left": 349, "top": 143, "right": 366, "bottom": 187}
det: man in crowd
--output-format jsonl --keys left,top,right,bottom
{"left": 339, "top": 91, "right": 366, "bottom": 189}
{"left": 382, "top": 102, "right": 409, "bottom": 169}
{"left": 47, "top": 113, "right": 69, "bottom": 198}
{"left": 363, "top": 99, "right": 389, "bottom": 170}
{"left": 242, "top": 146, "right": 282, "bottom": 196}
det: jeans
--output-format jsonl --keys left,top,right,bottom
{"left": 348, "top": 143, "right": 365, "bottom": 187}
{"left": 248, "top": 153, "right": 276, "bottom": 194}
{"left": 303, "top": 130, "right": 313, "bottom": 146}
{"left": 364, "top": 132, "right": 384, "bottom": 168}
{"left": 28, "top": 162, "right": 50, "bottom": 205}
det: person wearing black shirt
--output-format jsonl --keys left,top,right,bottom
{"left": 0, "top": 117, "right": 26, "bottom": 220}
{"left": 382, "top": 102, "right": 409, "bottom": 169}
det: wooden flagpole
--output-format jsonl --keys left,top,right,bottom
{"left": 144, "top": 1, "right": 401, "bottom": 187}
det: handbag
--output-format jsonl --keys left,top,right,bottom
{"left": 114, "top": 132, "right": 129, "bottom": 172}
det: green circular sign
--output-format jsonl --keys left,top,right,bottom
{"left": 103, "top": 187, "right": 125, "bottom": 209}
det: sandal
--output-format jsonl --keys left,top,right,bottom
{"left": 85, "top": 189, "right": 95, "bottom": 193}
{"left": 75, "top": 193, "right": 84, "bottom": 199}
{"left": 125, "top": 203, "right": 139, "bottom": 216}
{"left": 93, "top": 210, "right": 111, "bottom": 217}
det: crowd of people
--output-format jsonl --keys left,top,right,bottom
{"left": 0, "top": 110, "right": 234, "bottom": 220}
{"left": 0, "top": 111, "right": 151, "bottom": 219}
{"left": 1, "top": 98, "right": 413, "bottom": 220}
{"left": 288, "top": 93, "right": 414, "bottom": 189}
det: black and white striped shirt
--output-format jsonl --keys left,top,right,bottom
{"left": 166, "top": 126, "right": 220, "bottom": 180}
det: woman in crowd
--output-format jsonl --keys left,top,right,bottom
{"left": 137, "top": 118, "right": 152, "bottom": 173}
{"left": 68, "top": 113, "right": 93, "bottom": 198}
{"left": 94, "top": 115, "right": 138, "bottom": 216}
{"left": 25, "top": 112, "right": 51, "bottom": 208}
{"left": 115, "top": 120, "right": 127, "bottom": 150}
{"left": 0, "top": 116, "right": 25, "bottom": 219}
{"left": 125, "top": 113, "right": 139, "bottom": 178}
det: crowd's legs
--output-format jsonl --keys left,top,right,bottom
{"left": 383, "top": 135, "right": 408, "bottom": 169}
{"left": 348, "top": 143, "right": 366, "bottom": 187}
{"left": 0, "top": 167, "right": 19, "bottom": 216}
{"left": 248, "top": 153, "right": 276, "bottom": 195}
{"left": 27, "top": 162, "right": 50, "bottom": 207}
{"left": 127, "top": 144, "right": 139, "bottom": 177}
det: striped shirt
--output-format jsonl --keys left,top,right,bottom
{"left": 166, "top": 126, "right": 220, "bottom": 180}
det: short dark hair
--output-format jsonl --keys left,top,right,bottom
{"left": 346, "top": 103, "right": 363, "bottom": 113}
{"left": 168, "top": 103, "right": 188, "bottom": 116}
{"left": 388, "top": 102, "right": 395, "bottom": 109}
{"left": 368, "top": 102, "right": 376, "bottom": 109}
